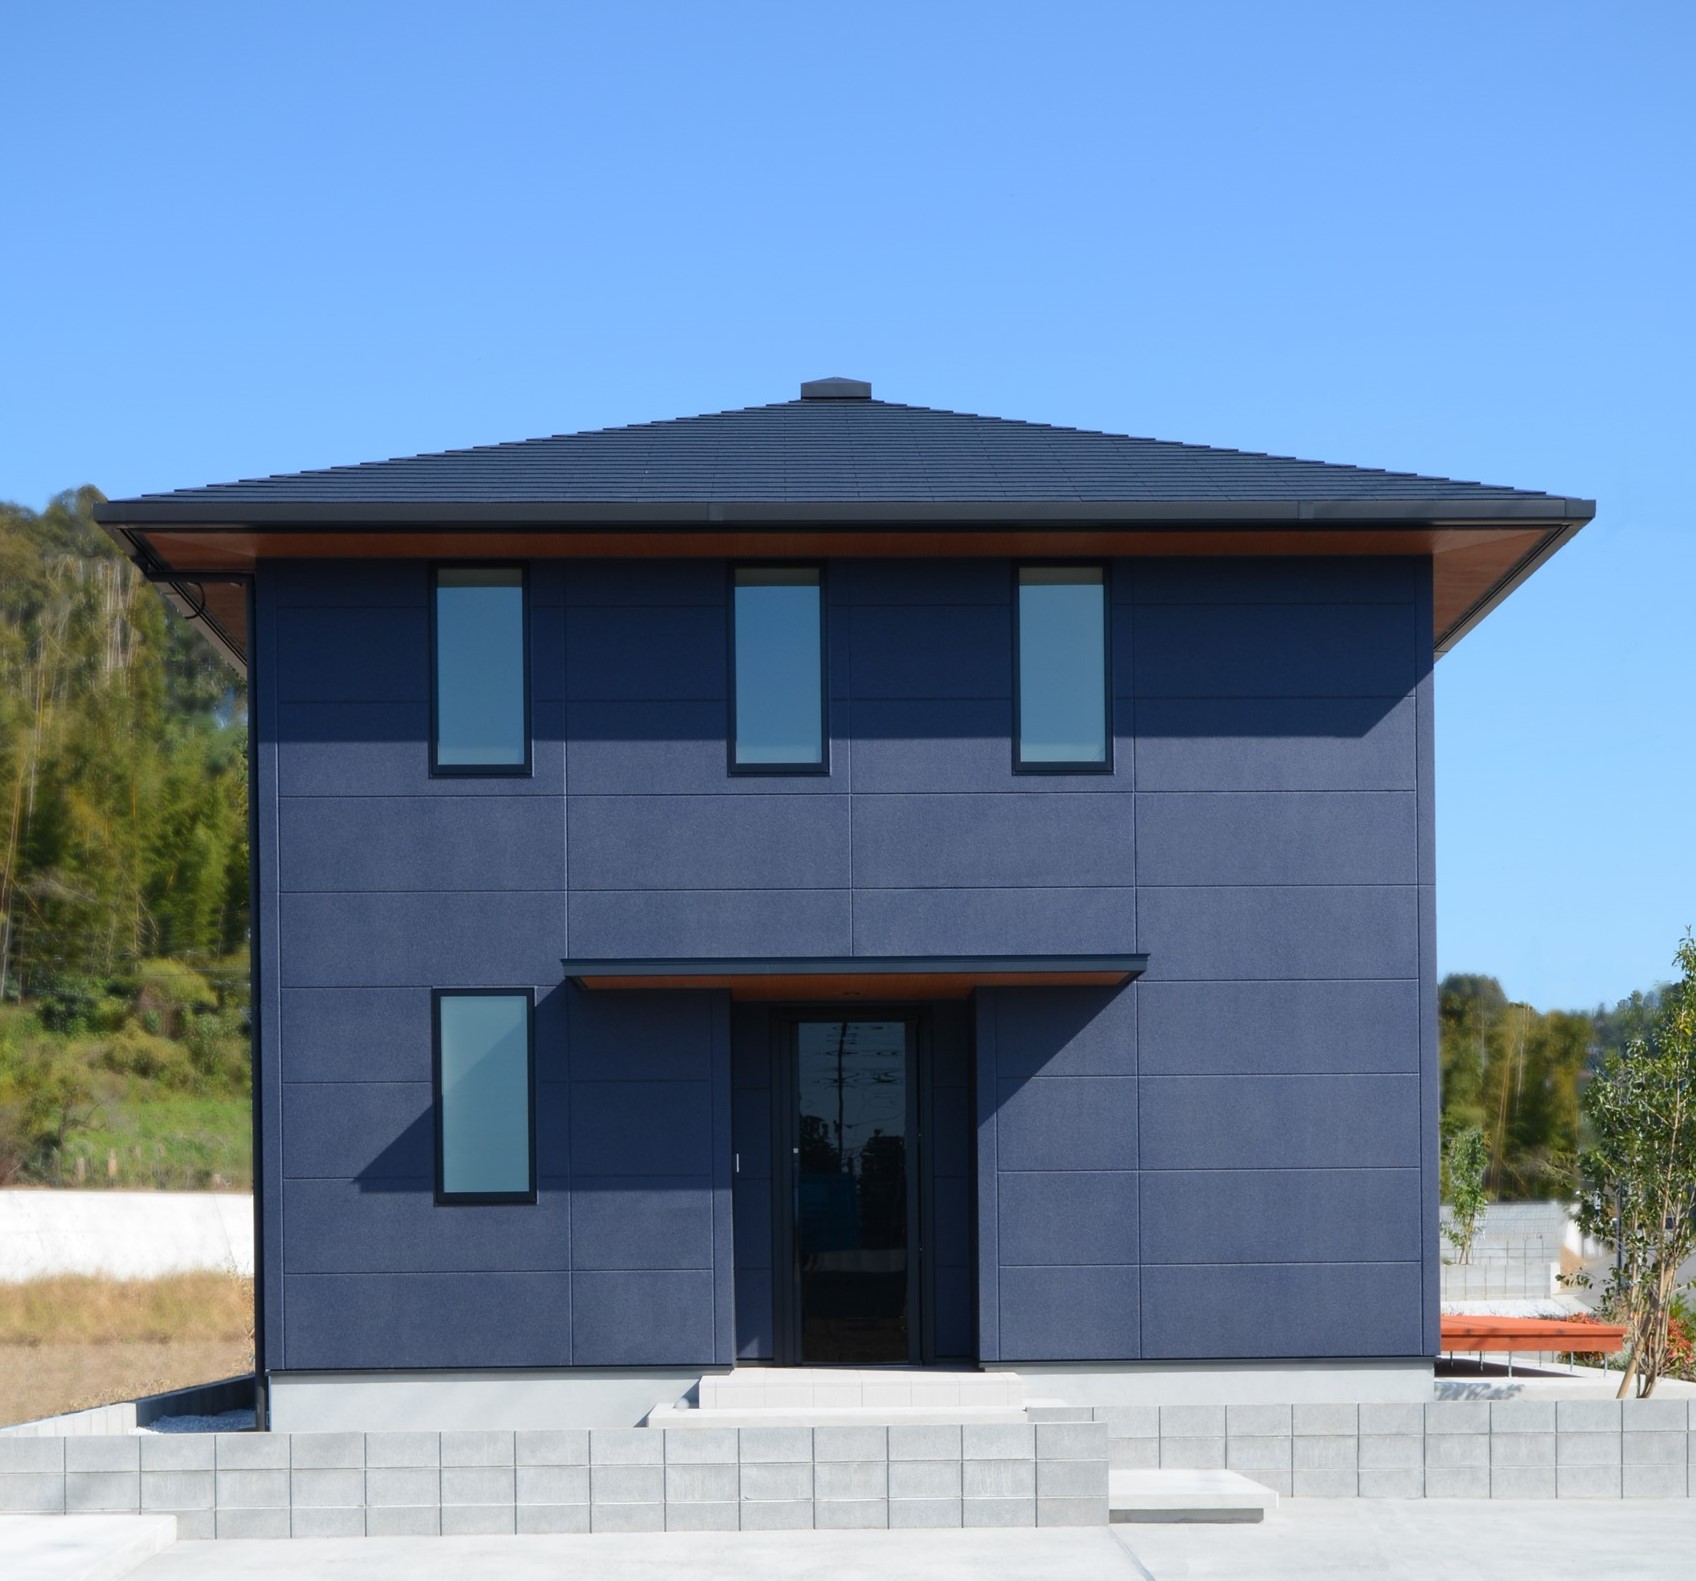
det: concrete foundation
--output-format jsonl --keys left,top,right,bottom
{"left": 267, "top": 1371, "right": 722, "bottom": 1433}
{"left": 1007, "top": 1360, "right": 1435, "bottom": 1406}
{"left": 267, "top": 1362, "right": 1437, "bottom": 1432}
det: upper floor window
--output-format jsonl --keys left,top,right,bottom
{"left": 731, "top": 566, "right": 825, "bottom": 771}
{"left": 434, "top": 989, "right": 535, "bottom": 1204}
{"left": 432, "top": 566, "right": 529, "bottom": 774}
{"left": 1016, "top": 565, "right": 1110, "bottom": 771}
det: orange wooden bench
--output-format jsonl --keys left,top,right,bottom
{"left": 1439, "top": 1316, "right": 1626, "bottom": 1353}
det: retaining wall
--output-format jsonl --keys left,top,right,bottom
{"left": 0, "top": 1376, "right": 254, "bottom": 1439}
{"left": 5, "top": 1401, "right": 1694, "bottom": 1537}
{"left": 1440, "top": 1260, "right": 1561, "bottom": 1301}
{"left": 0, "top": 1421, "right": 1110, "bottom": 1538}
{"left": 0, "top": 1190, "right": 253, "bottom": 1281}
{"left": 1094, "top": 1399, "right": 1696, "bottom": 1499}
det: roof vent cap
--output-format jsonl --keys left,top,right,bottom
{"left": 800, "top": 376, "right": 871, "bottom": 400}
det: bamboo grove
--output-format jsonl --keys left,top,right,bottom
{"left": 0, "top": 487, "right": 247, "bottom": 1000}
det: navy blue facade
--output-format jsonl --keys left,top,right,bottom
{"left": 976, "top": 556, "right": 1433, "bottom": 1362}
{"left": 255, "top": 552, "right": 1436, "bottom": 1373}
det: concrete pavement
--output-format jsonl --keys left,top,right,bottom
{"left": 127, "top": 1502, "right": 1696, "bottom": 1580}
{"left": 1123, "top": 1500, "right": 1696, "bottom": 1580}
{"left": 0, "top": 1515, "right": 175, "bottom": 1581}
{"left": 134, "top": 1528, "right": 1134, "bottom": 1580}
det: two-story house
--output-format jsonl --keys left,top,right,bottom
{"left": 98, "top": 379, "right": 1591, "bottom": 1433}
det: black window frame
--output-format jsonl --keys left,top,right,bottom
{"left": 429, "top": 562, "right": 533, "bottom": 778}
{"left": 1011, "top": 560, "right": 1114, "bottom": 775}
{"left": 431, "top": 986, "right": 538, "bottom": 1206}
{"left": 727, "top": 562, "right": 830, "bottom": 777}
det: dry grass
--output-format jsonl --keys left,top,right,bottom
{"left": 0, "top": 1271, "right": 253, "bottom": 1345}
{"left": 0, "top": 1271, "right": 254, "bottom": 1426}
{"left": 0, "top": 1339, "right": 252, "bottom": 1426}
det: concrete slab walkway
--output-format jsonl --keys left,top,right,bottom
{"left": 1123, "top": 1499, "right": 1696, "bottom": 1580}
{"left": 133, "top": 1528, "right": 1135, "bottom": 1580}
{"left": 127, "top": 1502, "right": 1696, "bottom": 1581}
{"left": 0, "top": 1514, "right": 176, "bottom": 1581}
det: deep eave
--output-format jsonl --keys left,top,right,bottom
{"left": 94, "top": 390, "right": 1593, "bottom": 670}
{"left": 98, "top": 496, "right": 1592, "bottom": 676}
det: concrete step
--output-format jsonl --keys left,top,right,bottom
{"left": 645, "top": 1403, "right": 1032, "bottom": 1428}
{"left": 697, "top": 1368, "right": 1025, "bottom": 1411}
{"left": 1109, "top": 1469, "right": 1278, "bottom": 1524}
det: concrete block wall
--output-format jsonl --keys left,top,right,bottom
{"left": 0, "top": 1424, "right": 1109, "bottom": 1537}
{"left": 6, "top": 1404, "right": 1691, "bottom": 1531}
{"left": 2, "top": 1374, "right": 253, "bottom": 1438}
{"left": 0, "top": 1400, "right": 139, "bottom": 1439}
{"left": 1438, "top": 1202, "right": 1579, "bottom": 1301}
{"left": 1091, "top": 1399, "right": 1696, "bottom": 1499}
{"left": 1440, "top": 1258, "right": 1560, "bottom": 1301}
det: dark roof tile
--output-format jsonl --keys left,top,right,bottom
{"left": 113, "top": 397, "right": 1556, "bottom": 508}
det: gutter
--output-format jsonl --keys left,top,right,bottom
{"left": 93, "top": 495, "right": 1595, "bottom": 529}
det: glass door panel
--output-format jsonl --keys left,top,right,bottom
{"left": 795, "top": 1018, "right": 910, "bottom": 1364}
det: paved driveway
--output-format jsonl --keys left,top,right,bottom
{"left": 137, "top": 1527, "right": 1132, "bottom": 1580}
{"left": 1126, "top": 1500, "right": 1696, "bottom": 1581}
{"left": 134, "top": 1502, "right": 1696, "bottom": 1580}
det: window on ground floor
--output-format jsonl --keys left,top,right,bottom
{"left": 433, "top": 989, "right": 535, "bottom": 1203}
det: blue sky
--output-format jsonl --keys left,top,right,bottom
{"left": 2, "top": 3, "right": 1689, "bottom": 1011}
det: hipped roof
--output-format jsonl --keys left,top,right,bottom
{"left": 95, "top": 386, "right": 1594, "bottom": 671}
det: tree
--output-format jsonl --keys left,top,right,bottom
{"left": 1438, "top": 974, "right": 1587, "bottom": 1198}
{"left": 1438, "top": 974, "right": 1507, "bottom": 1138}
{"left": 1441, "top": 1126, "right": 1490, "bottom": 1264}
{"left": 1573, "top": 932, "right": 1696, "bottom": 1398}
{"left": 28, "top": 1054, "right": 98, "bottom": 1180}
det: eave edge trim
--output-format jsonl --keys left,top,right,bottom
{"left": 562, "top": 953, "right": 1148, "bottom": 989}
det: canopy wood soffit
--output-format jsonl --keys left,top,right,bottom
{"left": 98, "top": 502, "right": 1593, "bottom": 676}
{"left": 562, "top": 954, "right": 1148, "bottom": 1002}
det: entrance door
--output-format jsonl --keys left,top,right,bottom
{"left": 781, "top": 1015, "right": 917, "bottom": 1364}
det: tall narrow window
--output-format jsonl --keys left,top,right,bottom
{"left": 732, "top": 566, "right": 825, "bottom": 771}
{"left": 1016, "top": 566, "right": 1110, "bottom": 770}
{"left": 434, "top": 990, "right": 535, "bottom": 1203}
{"left": 433, "top": 566, "right": 529, "bottom": 773}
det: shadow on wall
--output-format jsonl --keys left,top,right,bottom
{"left": 352, "top": 1108, "right": 434, "bottom": 1193}
{"left": 349, "top": 985, "right": 717, "bottom": 1197}
{"left": 273, "top": 553, "right": 1419, "bottom": 747}
{"left": 349, "top": 1097, "right": 715, "bottom": 1197}
{"left": 339, "top": 971, "right": 1139, "bottom": 1193}
{"left": 279, "top": 694, "right": 1407, "bottom": 745}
